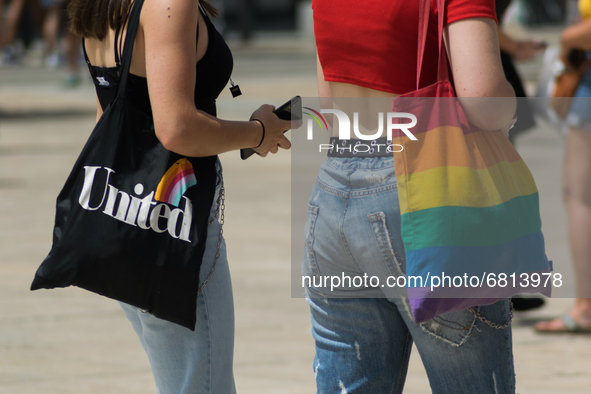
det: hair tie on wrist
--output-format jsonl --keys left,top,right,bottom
{"left": 252, "top": 119, "right": 265, "bottom": 148}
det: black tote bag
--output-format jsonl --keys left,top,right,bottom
{"left": 31, "top": 0, "right": 217, "bottom": 330}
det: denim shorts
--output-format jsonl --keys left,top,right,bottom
{"left": 566, "top": 63, "right": 591, "bottom": 131}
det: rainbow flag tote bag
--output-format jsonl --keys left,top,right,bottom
{"left": 30, "top": 0, "right": 217, "bottom": 330}
{"left": 392, "top": 0, "right": 552, "bottom": 323}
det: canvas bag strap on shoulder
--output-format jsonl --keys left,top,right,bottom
{"left": 416, "top": 0, "right": 450, "bottom": 90}
{"left": 116, "top": 0, "right": 145, "bottom": 100}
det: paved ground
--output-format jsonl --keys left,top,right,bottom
{"left": 1, "top": 29, "right": 590, "bottom": 394}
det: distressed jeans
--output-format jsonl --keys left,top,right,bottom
{"left": 120, "top": 160, "right": 236, "bottom": 394}
{"left": 303, "top": 157, "right": 515, "bottom": 393}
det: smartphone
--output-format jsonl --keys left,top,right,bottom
{"left": 240, "top": 96, "right": 302, "bottom": 160}
{"left": 273, "top": 95, "right": 302, "bottom": 121}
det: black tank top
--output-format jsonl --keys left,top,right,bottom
{"left": 84, "top": 8, "right": 232, "bottom": 117}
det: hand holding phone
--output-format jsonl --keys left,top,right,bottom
{"left": 241, "top": 96, "right": 302, "bottom": 160}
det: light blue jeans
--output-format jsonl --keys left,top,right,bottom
{"left": 120, "top": 161, "right": 235, "bottom": 394}
{"left": 304, "top": 156, "right": 515, "bottom": 393}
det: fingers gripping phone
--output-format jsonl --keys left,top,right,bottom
{"left": 240, "top": 96, "right": 302, "bottom": 160}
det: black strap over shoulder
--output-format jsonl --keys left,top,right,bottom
{"left": 114, "top": 25, "right": 123, "bottom": 69}
{"left": 116, "top": 0, "right": 145, "bottom": 99}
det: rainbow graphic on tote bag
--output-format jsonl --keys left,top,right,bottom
{"left": 155, "top": 158, "right": 197, "bottom": 207}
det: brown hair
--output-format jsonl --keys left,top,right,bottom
{"left": 68, "top": 0, "right": 219, "bottom": 40}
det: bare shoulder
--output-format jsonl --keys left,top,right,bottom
{"left": 141, "top": 0, "right": 201, "bottom": 117}
{"left": 140, "top": 0, "right": 200, "bottom": 31}
{"left": 446, "top": 17, "right": 498, "bottom": 46}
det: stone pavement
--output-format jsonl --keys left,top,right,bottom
{"left": 1, "top": 32, "right": 590, "bottom": 394}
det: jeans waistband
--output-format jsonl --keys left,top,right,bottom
{"left": 326, "top": 137, "right": 400, "bottom": 157}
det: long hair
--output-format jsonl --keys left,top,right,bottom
{"left": 68, "top": 0, "right": 219, "bottom": 40}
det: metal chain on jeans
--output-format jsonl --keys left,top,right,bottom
{"left": 197, "top": 181, "right": 225, "bottom": 295}
{"left": 467, "top": 300, "right": 514, "bottom": 330}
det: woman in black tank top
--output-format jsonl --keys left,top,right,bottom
{"left": 65, "top": 1, "right": 294, "bottom": 392}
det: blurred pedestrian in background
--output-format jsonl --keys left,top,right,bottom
{"left": 497, "top": 0, "right": 548, "bottom": 313}
{"left": 1, "top": 0, "right": 40, "bottom": 64}
{"left": 535, "top": 0, "right": 591, "bottom": 333}
{"left": 0, "top": 0, "right": 4, "bottom": 51}
{"left": 45, "top": 0, "right": 82, "bottom": 87}
{"left": 40, "top": 0, "right": 62, "bottom": 68}
{"left": 496, "top": 0, "right": 544, "bottom": 146}
{"left": 62, "top": 21, "right": 81, "bottom": 87}
{"left": 1, "top": 0, "right": 82, "bottom": 87}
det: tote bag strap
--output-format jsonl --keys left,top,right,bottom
{"left": 416, "top": 0, "right": 450, "bottom": 90}
{"left": 116, "top": 0, "right": 145, "bottom": 99}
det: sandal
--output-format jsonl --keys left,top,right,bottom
{"left": 534, "top": 314, "right": 591, "bottom": 334}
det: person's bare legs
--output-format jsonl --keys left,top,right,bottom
{"left": 63, "top": 29, "right": 81, "bottom": 87}
{"left": 0, "top": 0, "right": 5, "bottom": 51}
{"left": 65, "top": 31, "right": 80, "bottom": 71}
{"left": 42, "top": 5, "right": 60, "bottom": 67}
{"left": 536, "top": 127, "right": 591, "bottom": 331}
{"left": 3, "top": 0, "right": 26, "bottom": 48}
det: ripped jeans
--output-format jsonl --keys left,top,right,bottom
{"left": 303, "top": 157, "right": 515, "bottom": 393}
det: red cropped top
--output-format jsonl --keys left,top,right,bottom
{"left": 312, "top": 0, "right": 497, "bottom": 94}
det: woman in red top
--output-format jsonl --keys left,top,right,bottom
{"left": 303, "top": 0, "right": 518, "bottom": 392}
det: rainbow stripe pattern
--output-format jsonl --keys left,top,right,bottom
{"left": 303, "top": 107, "right": 328, "bottom": 131}
{"left": 392, "top": 89, "right": 552, "bottom": 323}
{"left": 155, "top": 158, "right": 197, "bottom": 207}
